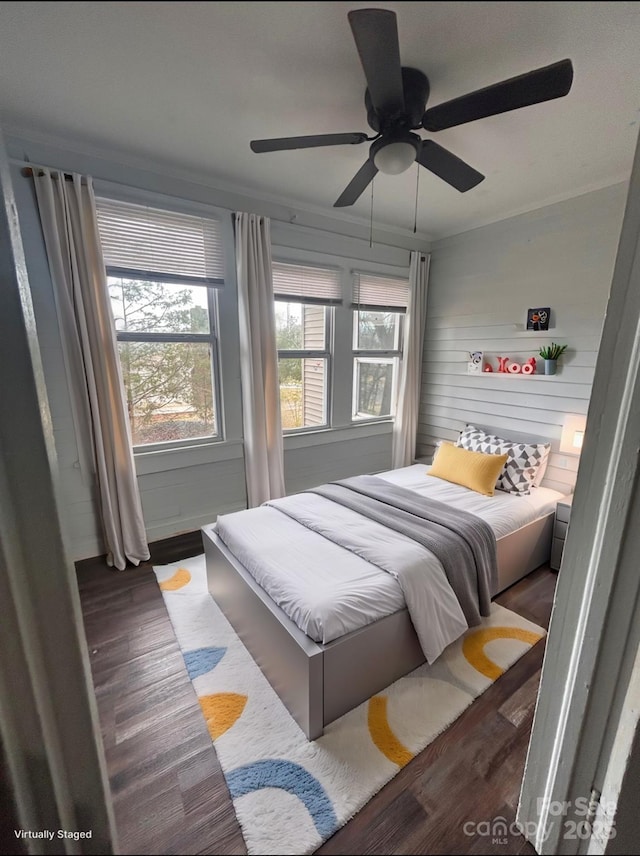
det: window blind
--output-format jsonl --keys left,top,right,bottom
{"left": 352, "top": 271, "right": 410, "bottom": 312}
{"left": 95, "top": 197, "right": 225, "bottom": 284}
{"left": 272, "top": 261, "right": 341, "bottom": 304}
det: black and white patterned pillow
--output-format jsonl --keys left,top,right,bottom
{"left": 455, "top": 424, "right": 550, "bottom": 496}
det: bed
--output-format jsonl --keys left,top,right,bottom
{"left": 203, "top": 433, "right": 563, "bottom": 740}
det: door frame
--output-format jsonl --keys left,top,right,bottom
{"left": 518, "top": 129, "right": 640, "bottom": 853}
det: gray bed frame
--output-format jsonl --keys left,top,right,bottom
{"left": 202, "top": 510, "right": 554, "bottom": 740}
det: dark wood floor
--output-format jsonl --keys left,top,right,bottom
{"left": 77, "top": 539, "right": 556, "bottom": 856}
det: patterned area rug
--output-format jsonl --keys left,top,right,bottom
{"left": 154, "top": 554, "right": 545, "bottom": 855}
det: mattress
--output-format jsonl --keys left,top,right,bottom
{"left": 215, "top": 464, "right": 563, "bottom": 646}
{"left": 380, "top": 464, "right": 563, "bottom": 539}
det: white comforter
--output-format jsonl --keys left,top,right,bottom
{"left": 266, "top": 491, "right": 469, "bottom": 663}
{"left": 215, "top": 465, "right": 562, "bottom": 663}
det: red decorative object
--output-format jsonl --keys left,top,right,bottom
{"left": 491, "top": 356, "right": 538, "bottom": 375}
{"left": 483, "top": 364, "right": 493, "bottom": 372}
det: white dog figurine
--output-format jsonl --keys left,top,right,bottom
{"left": 468, "top": 351, "right": 483, "bottom": 374}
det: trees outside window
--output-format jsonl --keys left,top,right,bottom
{"left": 96, "top": 197, "right": 225, "bottom": 449}
{"left": 109, "top": 276, "right": 220, "bottom": 446}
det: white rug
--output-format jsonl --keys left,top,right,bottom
{"left": 154, "top": 554, "right": 545, "bottom": 855}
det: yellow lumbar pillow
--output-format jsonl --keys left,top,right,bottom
{"left": 428, "top": 442, "right": 508, "bottom": 496}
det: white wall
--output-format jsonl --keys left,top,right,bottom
{"left": 417, "top": 183, "right": 627, "bottom": 493}
{"left": 6, "top": 131, "right": 427, "bottom": 559}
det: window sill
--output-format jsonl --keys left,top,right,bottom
{"left": 351, "top": 415, "right": 395, "bottom": 424}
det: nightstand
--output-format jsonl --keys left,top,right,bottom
{"left": 550, "top": 495, "right": 573, "bottom": 571}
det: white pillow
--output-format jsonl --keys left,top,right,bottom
{"left": 531, "top": 453, "right": 550, "bottom": 487}
{"left": 455, "top": 424, "right": 551, "bottom": 496}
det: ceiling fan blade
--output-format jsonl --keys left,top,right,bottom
{"left": 250, "top": 132, "right": 368, "bottom": 153}
{"left": 423, "top": 59, "right": 574, "bottom": 132}
{"left": 348, "top": 9, "right": 404, "bottom": 117}
{"left": 417, "top": 140, "right": 484, "bottom": 192}
{"left": 334, "top": 159, "right": 378, "bottom": 208}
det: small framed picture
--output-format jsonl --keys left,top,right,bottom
{"left": 467, "top": 351, "right": 483, "bottom": 374}
{"left": 527, "top": 307, "right": 550, "bottom": 331}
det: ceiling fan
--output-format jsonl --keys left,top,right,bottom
{"left": 250, "top": 8, "right": 574, "bottom": 208}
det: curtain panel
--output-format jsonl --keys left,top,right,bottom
{"left": 234, "top": 211, "right": 285, "bottom": 506}
{"left": 392, "top": 251, "right": 431, "bottom": 468}
{"left": 32, "top": 169, "right": 149, "bottom": 569}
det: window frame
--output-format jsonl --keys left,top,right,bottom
{"left": 108, "top": 266, "right": 224, "bottom": 450}
{"left": 351, "top": 309, "right": 404, "bottom": 421}
{"left": 269, "top": 246, "right": 411, "bottom": 441}
{"left": 275, "top": 298, "right": 333, "bottom": 434}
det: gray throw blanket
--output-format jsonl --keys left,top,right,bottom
{"left": 308, "top": 475, "right": 497, "bottom": 626}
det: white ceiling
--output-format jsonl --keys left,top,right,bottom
{"left": 0, "top": 1, "right": 638, "bottom": 240}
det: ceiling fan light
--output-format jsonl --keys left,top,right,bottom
{"left": 373, "top": 141, "right": 417, "bottom": 174}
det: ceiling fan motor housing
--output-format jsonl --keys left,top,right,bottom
{"left": 365, "top": 67, "right": 430, "bottom": 132}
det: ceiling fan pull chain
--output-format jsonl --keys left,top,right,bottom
{"left": 369, "top": 174, "right": 375, "bottom": 248}
{"left": 413, "top": 164, "right": 420, "bottom": 234}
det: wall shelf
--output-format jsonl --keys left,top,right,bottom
{"left": 473, "top": 373, "right": 559, "bottom": 379}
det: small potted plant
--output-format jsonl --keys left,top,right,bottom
{"left": 538, "top": 343, "right": 567, "bottom": 375}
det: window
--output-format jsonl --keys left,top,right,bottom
{"left": 272, "top": 261, "right": 341, "bottom": 432}
{"left": 96, "top": 198, "right": 225, "bottom": 447}
{"left": 352, "top": 272, "right": 409, "bottom": 420}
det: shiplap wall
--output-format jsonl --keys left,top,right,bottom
{"left": 417, "top": 183, "right": 628, "bottom": 494}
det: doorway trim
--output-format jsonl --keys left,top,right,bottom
{"left": 518, "top": 130, "right": 640, "bottom": 853}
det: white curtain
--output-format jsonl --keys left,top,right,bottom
{"left": 392, "top": 251, "right": 431, "bottom": 469}
{"left": 32, "top": 169, "right": 149, "bottom": 569}
{"left": 234, "top": 211, "right": 285, "bottom": 506}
